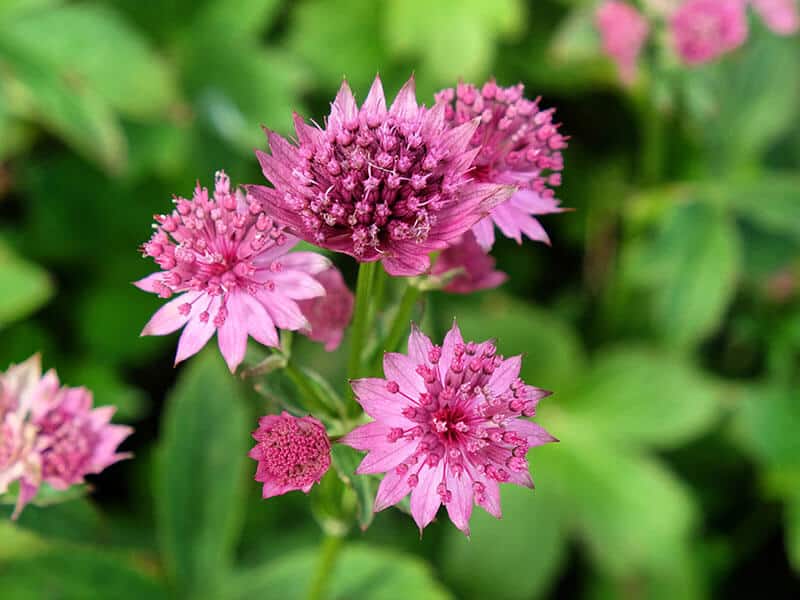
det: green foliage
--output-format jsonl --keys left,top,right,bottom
{"left": 0, "top": 240, "right": 52, "bottom": 329}
{"left": 155, "top": 351, "right": 250, "bottom": 599}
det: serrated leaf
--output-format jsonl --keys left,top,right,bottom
{"left": 566, "top": 347, "right": 721, "bottom": 449}
{"left": 0, "top": 239, "right": 53, "bottom": 329}
{"left": 156, "top": 350, "right": 250, "bottom": 599}
{"left": 230, "top": 544, "right": 452, "bottom": 599}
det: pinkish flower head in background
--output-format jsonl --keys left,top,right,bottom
{"left": 342, "top": 322, "right": 556, "bottom": 535}
{"left": 247, "top": 75, "right": 513, "bottom": 276}
{"left": 249, "top": 412, "right": 331, "bottom": 498}
{"left": 431, "top": 231, "right": 507, "bottom": 294}
{"left": 435, "top": 80, "right": 567, "bottom": 251}
{"left": 0, "top": 355, "right": 131, "bottom": 519}
{"left": 136, "top": 171, "right": 331, "bottom": 372}
{"left": 670, "top": 0, "right": 749, "bottom": 65}
{"left": 595, "top": 1, "right": 651, "bottom": 84}
{"left": 297, "top": 266, "right": 354, "bottom": 351}
{"left": 751, "top": 0, "right": 800, "bottom": 34}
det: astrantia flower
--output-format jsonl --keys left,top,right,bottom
{"left": 595, "top": 1, "right": 651, "bottom": 84}
{"left": 136, "top": 171, "right": 331, "bottom": 372}
{"left": 0, "top": 355, "right": 131, "bottom": 519}
{"left": 342, "top": 323, "right": 556, "bottom": 534}
{"left": 435, "top": 80, "right": 568, "bottom": 251}
{"left": 670, "top": 0, "right": 748, "bottom": 65}
{"left": 751, "top": 0, "right": 799, "bottom": 34}
{"left": 431, "top": 231, "right": 507, "bottom": 294}
{"left": 249, "top": 412, "right": 331, "bottom": 498}
{"left": 297, "top": 266, "right": 354, "bottom": 351}
{"left": 246, "top": 75, "right": 514, "bottom": 276}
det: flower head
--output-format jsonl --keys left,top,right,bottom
{"left": 249, "top": 412, "right": 331, "bottom": 498}
{"left": 297, "top": 266, "right": 354, "bottom": 351}
{"left": 751, "top": 0, "right": 799, "bottom": 35}
{"left": 341, "top": 322, "right": 556, "bottom": 534}
{"left": 435, "top": 80, "right": 567, "bottom": 251}
{"left": 135, "top": 171, "right": 331, "bottom": 372}
{"left": 670, "top": 0, "right": 748, "bottom": 65}
{"left": 247, "top": 75, "right": 513, "bottom": 276}
{"left": 0, "top": 355, "right": 131, "bottom": 519}
{"left": 431, "top": 231, "right": 507, "bottom": 294}
{"left": 595, "top": 1, "right": 651, "bottom": 84}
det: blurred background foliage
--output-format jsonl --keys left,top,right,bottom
{"left": 0, "top": 0, "right": 799, "bottom": 598}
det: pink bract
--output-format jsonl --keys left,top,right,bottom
{"left": 751, "top": 0, "right": 800, "bottom": 34}
{"left": 435, "top": 80, "right": 567, "bottom": 251}
{"left": 135, "top": 171, "right": 331, "bottom": 372}
{"left": 431, "top": 231, "right": 507, "bottom": 294}
{"left": 246, "top": 75, "right": 514, "bottom": 276}
{"left": 670, "top": 0, "right": 749, "bottom": 65}
{"left": 249, "top": 412, "right": 331, "bottom": 498}
{"left": 595, "top": 1, "right": 651, "bottom": 84}
{"left": 341, "top": 322, "right": 556, "bottom": 535}
{"left": 297, "top": 266, "right": 354, "bottom": 351}
{"left": 0, "top": 355, "right": 131, "bottom": 519}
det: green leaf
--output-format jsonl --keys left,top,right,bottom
{"left": 788, "top": 489, "right": 800, "bottom": 573}
{"left": 0, "top": 239, "right": 53, "bottom": 329}
{"left": 156, "top": 350, "right": 250, "bottom": 599}
{"left": 287, "top": 0, "right": 389, "bottom": 92}
{"left": 384, "top": 0, "right": 524, "bottom": 83}
{"left": 630, "top": 202, "right": 741, "bottom": 349}
{"left": 331, "top": 444, "right": 375, "bottom": 530}
{"left": 441, "top": 483, "right": 568, "bottom": 600}
{"left": 191, "top": 0, "right": 282, "bottom": 39}
{"left": 715, "top": 174, "right": 800, "bottom": 238}
{"left": 1, "top": 4, "right": 177, "bottom": 118}
{"left": 0, "top": 546, "right": 167, "bottom": 600}
{"left": 733, "top": 385, "right": 800, "bottom": 470}
{"left": 566, "top": 347, "right": 721, "bottom": 449}
{"left": 0, "top": 0, "right": 61, "bottom": 21}
{"left": 230, "top": 544, "right": 452, "bottom": 599}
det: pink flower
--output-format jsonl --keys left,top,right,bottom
{"left": 751, "top": 0, "right": 799, "bottom": 34}
{"left": 0, "top": 355, "right": 131, "bottom": 519}
{"left": 595, "top": 1, "right": 651, "bottom": 84}
{"left": 246, "top": 75, "right": 514, "bottom": 276}
{"left": 341, "top": 323, "right": 556, "bottom": 535}
{"left": 297, "top": 267, "right": 354, "bottom": 351}
{"left": 435, "top": 81, "right": 568, "bottom": 251}
{"left": 135, "top": 171, "right": 331, "bottom": 372}
{"left": 431, "top": 231, "right": 507, "bottom": 294}
{"left": 248, "top": 412, "right": 331, "bottom": 498}
{"left": 670, "top": 0, "right": 749, "bottom": 65}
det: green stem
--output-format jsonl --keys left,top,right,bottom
{"left": 306, "top": 534, "right": 344, "bottom": 600}
{"left": 374, "top": 282, "right": 421, "bottom": 372}
{"left": 637, "top": 92, "right": 664, "bottom": 185}
{"left": 284, "top": 361, "right": 330, "bottom": 418}
{"left": 346, "top": 261, "right": 379, "bottom": 403}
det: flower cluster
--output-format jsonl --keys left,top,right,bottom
{"left": 343, "top": 323, "right": 556, "bottom": 534}
{"left": 128, "top": 73, "right": 567, "bottom": 534}
{"left": 595, "top": 0, "right": 799, "bottom": 80}
{"left": 0, "top": 356, "right": 131, "bottom": 519}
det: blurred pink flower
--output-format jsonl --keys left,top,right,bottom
{"left": 751, "top": 0, "right": 799, "bottom": 34}
{"left": 247, "top": 75, "right": 513, "bottom": 276}
{"left": 670, "top": 0, "right": 749, "bottom": 65}
{"left": 297, "top": 266, "right": 354, "bottom": 351}
{"left": 342, "top": 322, "right": 556, "bottom": 535}
{"left": 435, "top": 80, "right": 567, "bottom": 251}
{"left": 0, "top": 355, "right": 131, "bottom": 519}
{"left": 136, "top": 171, "right": 331, "bottom": 372}
{"left": 595, "top": 1, "right": 651, "bottom": 84}
{"left": 431, "top": 231, "right": 507, "bottom": 294}
{"left": 248, "top": 412, "right": 331, "bottom": 498}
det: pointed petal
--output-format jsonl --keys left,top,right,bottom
{"left": 240, "top": 293, "right": 280, "bottom": 347}
{"left": 382, "top": 353, "right": 425, "bottom": 395}
{"left": 389, "top": 76, "right": 419, "bottom": 121}
{"left": 175, "top": 313, "right": 217, "bottom": 365}
{"left": 356, "top": 438, "right": 417, "bottom": 474}
{"left": 278, "top": 252, "right": 332, "bottom": 275}
{"left": 340, "top": 421, "right": 391, "bottom": 451}
{"left": 329, "top": 80, "right": 358, "bottom": 130}
{"left": 362, "top": 75, "right": 387, "bottom": 119}
{"left": 518, "top": 214, "right": 551, "bottom": 245}
{"left": 440, "top": 321, "right": 464, "bottom": 372}
{"left": 487, "top": 355, "right": 522, "bottom": 395}
{"left": 350, "top": 378, "right": 411, "bottom": 425}
{"left": 407, "top": 324, "right": 433, "bottom": 366}
{"left": 410, "top": 460, "right": 444, "bottom": 531}
{"left": 217, "top": 293, "right": 249, "bottom": 372}
{"left": 507, "top": 419, "right": 558, "bottom": 447}
{"left": 141, "top": 292, "right": 199, "bottom": 336}
{"left": 382, "top": 249, "right": 431, "bottom": 277}
{"left": 259, "top": 291, "right": 306, "bottom": 332}
{"left": 472, "top": 217, "right": 496, "bottom": 251}
{"left": 133, "top": 272, "right": 164, "bottom": 293}
{"left": 440, "top": 118, "right": 479, "bottom": 155}
{"left": 374, "top": 468, "right": 413, "bottom": 512}
{"left": 267, "top": 271, "right": 326, "bottom": 300}
{"left": 445, "top": 466, "right": 474, "bottom": 535}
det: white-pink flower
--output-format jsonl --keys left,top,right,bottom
{"left": 342, "top": 322, "right": 556, "bottom": 535}
{"left": 595, "top": 1, "right": 651, "bottom": 84}
{"left": 135, "top": 171, "right": 331, "bottom": 372}
{"left": 751, "top": 0, "right": 799, "bottom": 34}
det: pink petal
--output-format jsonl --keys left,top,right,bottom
{"left": 175, "top": 299, "right": 219, "bottom": 365}
{"left": 217, "top": 294, "right": 249, "bottom": 372}
{"left": 240, "top": 293, "right": 280, "bottom": 347}
{"left": 356, "top": 438, "right": 417, "bottom": 475}
{"left": 389, "top": 76, "right": 418, "bottom": 121}
{"left": 278, "top": 252, "right": 331, "bottom": 275}
{"left": 407, "top": 323, "right": 433, "bottom": 366}
{"left": 330, "top": 80, "right": 359, "bottom": 130}
{"left": 518, "top": 214, "right": 551, "bottom": 245}
{"left": 258, "top": 291, "right": 306, "bottom": 332}
{"left": 141, "top": 292, "right": 199, "bottom": 336}
{"left": 445, "top": 466, "right": 474, "bottom": 535}
{"left": 382, "top": 250, "right": 431, "bottom": 277}
{"left": 382, "top": 353, "right": 426, "bottom": 395}
{"left": 340, "top": 421, "right": 391, "bottom": 451}
{"left": 350, "top": 378, "right": 412, "bottom": 426}
{"left": 506, "top": 419, "right": 558, "bottom": 447}
{"left": 133, "top": 272, "right": 164, "bottom": 293}
{"left": 362, "top": 75, "right": 387, "bottom": 118}
{"left": 440, "top": 322, "right": 464, "bottom": 373}
{"left": 410, "top": 460, "right": 444, "bottom": 531}
{"left": 487, "top": 355, "right": 522, "bottom": 396}
{"left": 491, "top": 203, "right": 524, "bottom": 244}
{"left": 374, "top": 468, "right": 413, "bottom": 512}
{"left": 472, "top": 216, "right": 496, "bottom": 251}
